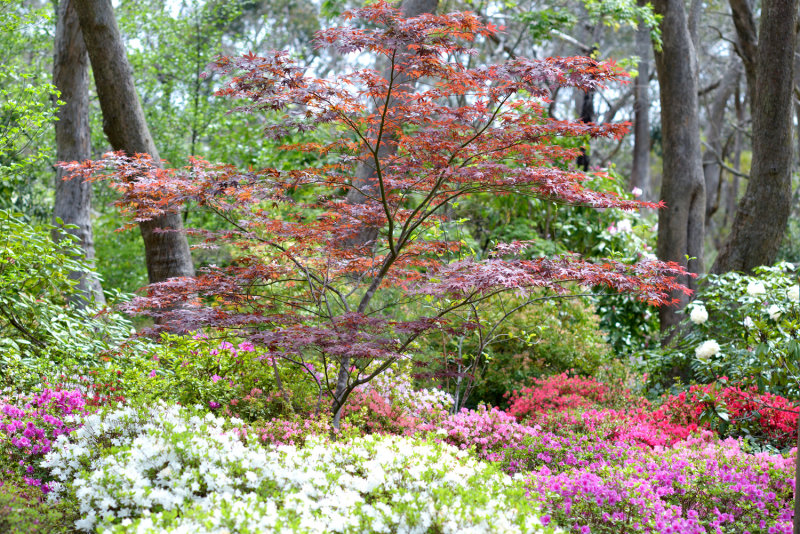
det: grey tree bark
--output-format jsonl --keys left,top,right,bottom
{"left": 72, "top": 0, "right": 195, "bottom": 283}
{"left": 52, "top": 0, "right": 105, "bottom": 307}
{"left": 651, "top": 0, "right": 706, "bottom": 333}
{"left": 712, "top": 0, "right": 799, "bottom": 274}
{"left": 630, "top": 8, "right": 651, "bottom": 199}
{"left": 703, "top": 61, "right": 739, "bottom": 221}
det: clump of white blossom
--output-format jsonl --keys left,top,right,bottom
{"left": 695, "top": 339, "right": 721, "bottom": 361}
{"left": 787, "top": 285, "right": 800, "bottom": 303}
{"left": 42, "top": 404, "right": 557, "bottom": 533}
{"left": 746, "top": 281, "right": 767, "bottom": 298}
{"left": 689, "top": 304, "right": 708, "bottom": 325}
{"left": 360, "top": 367, "right": 455, "bottom": 418}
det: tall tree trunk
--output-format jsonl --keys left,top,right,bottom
{"left": 722, "top": 81, "right": 745, "bottom": 232}
{"left": 52, "top": 0, "right": 104, "bottom": 307}
{"left": 333, "top": 0, "right": 438, "bottom": 429}
{"left": 630, "top": 7, "right": 651, "bottom": 198}
{"left": 703, "top": 61, "right": 739, "bottom": 222}
{"left": 72, "top": 0, "right": 194, "bottom": 283}
{"left": 712, "top": 0, "right": 799, "bottom": 274}
{"left": 651, "top": 0, "right": 705, "bottom": 333}
{"left": 728, "top": 0, "right": 757, "bottom": 110}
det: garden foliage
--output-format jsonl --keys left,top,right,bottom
{"left": 61, "top": 2, "right": 688, "bottom": 425}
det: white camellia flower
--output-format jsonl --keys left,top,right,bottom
{"left": 746, "top": 281, "right": 767, "bottom": 297}
{"left": 743, "top": 316, "right": 755, "bottom": 329}
{"left": 787, "top": 285, "right": 800, "bottom": 303}
{"left": 689, "top": 305, "right": 708, "bottom": 325}
{"left": 768, "top": 305, "right": 782, "bottom": 321}
{"left": 695, "top": 339, "right": 721, "bottom": 361}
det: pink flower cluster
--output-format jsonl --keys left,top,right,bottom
{"left": 0, "top": 389, "right": 93, "bottom": 491}
{"left": 526, "top": 437, "right": 794, "bottom": 534}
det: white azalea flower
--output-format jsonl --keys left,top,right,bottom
{"left": 787, "top": 285, "right": 799, "bottom": 303}
{"left": 743, "top": 316, "right": 755, "bottom": 329}
{"left": 768, "top": 305, "right": 782, "bottom": 320}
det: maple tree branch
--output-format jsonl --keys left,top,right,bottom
{"left": 372, "top": 49, "right": 400, "bottom": 257}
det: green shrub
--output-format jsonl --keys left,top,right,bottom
{"left": 0, "top": 476, "right": 78, "bottom": 534}
{"left": 0, "top": 210, "right": 140, "bottom": 390}
{"left": 470, "top": 295, "right": 614, "bottom": 407}
{"left": 107, "top": 333, "right": 322, "bottom": 420}
{"left": 642, "top": 262, "right": 800, "bottom": 398}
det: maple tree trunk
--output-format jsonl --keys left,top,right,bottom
{"left": 711, "top": 0, "right": 798, "bottom": 275}
{"left": 630, "top": 8, "right": 650, "bottom": 198}
{"left": 72, "top": 0, "right": 194, "bottom": 283}
{"left": 51, "top": 0, "right": 104, "bottom": 308}
{"left": 333, "top": 0, "right": 439, "bottom": 429}
{"left": 651, "top": 0, "right": 705, "bottom": 333}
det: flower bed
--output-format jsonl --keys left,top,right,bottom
{"left": 42, "top": 403, "right": 557, "bottom": 533}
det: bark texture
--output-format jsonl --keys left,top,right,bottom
{"left": 52, "top": 0, "right": 105, "bottom": 307}
{"left": 73, "top": 0, "right": 194, "bottom": 283}
{"left": 712, "top": 0, "right": 799, "bottom": 274}
{"left": 630, "top": 8, "right": 650, "bottom": 198}
{"left": 703, "top": 62, "right": 739, "bottom": 221}
{"left": 652, "top": 0, "right": 706, "bottom": 332}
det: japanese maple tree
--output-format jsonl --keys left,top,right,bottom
{"left": 63, "top": 1, "right": 689, "bottom": 427}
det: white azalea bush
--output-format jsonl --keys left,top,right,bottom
{"left": 42, "top": 404, "right": 557, "bottom": 534}
{"left": 643, "top": 262, "right": 800, "bottom": 397}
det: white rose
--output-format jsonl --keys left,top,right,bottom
{"left": 768, "top": 305, "right": 782, "bottom": 320}
{"left": 787, "top": 285, "right": 799, "bottom": 303}
{"left": 743, "top": 316, "right": 755, "bottom": 329}
{"left": 689, "top": 305, "right": 708, "bottom": 325}
{"left": 695, "top": 339, "right": 721, "bottom": 361}
{"left": 746, "top": 281, "right": 766, "bottom": 297}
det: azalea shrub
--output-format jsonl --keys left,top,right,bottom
{"left": 653, "top": 382, "right": 798, "bottom": 451}
{"left": 0, "top": 477, "right": 78, "bottom": 534}
{"left": 343, "top": 367, "right": 453, "bottom": 434}
{"left": 525, "top": 436, "right": 794, "bottom": 534}
{"left": 643, "top": 262, "right": 800, "bottom": 398}
{"left": 106, "top": 333, "right": 322, "bottom": 420}
{"left": 43, "top": 403, "right": 557, "bottom": 533}
{"left": 0, "top": 388, "right": 94, "bottom": 491}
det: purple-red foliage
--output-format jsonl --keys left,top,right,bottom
{"left": 59, "top": 2, "right": 690, "bottom": 421}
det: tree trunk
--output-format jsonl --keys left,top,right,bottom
{"left": 72, "top": 0, "right": 194, "bottom": 283}
{"left": 712, "top": 0, "right": 799, "bottom": 274}
{"left": 703, "top": 61, "right": 739, "bottom": 222}
{"left": 651, "top": 0, "right": 706, "bottom": 333}
{"left": 630, "top": 7, "right": 651, "bottom": 199}
{"left": 333, "top": 0, "right": 438, "bottom": 428}
{"left": 343, "top": 0, "right": 439, "bottom": 247}
{"left": 52, "top": 0, "right": 105, "bottom": 308}
{"left": 728, "top": 0, "right": 757, "bottom": 110}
